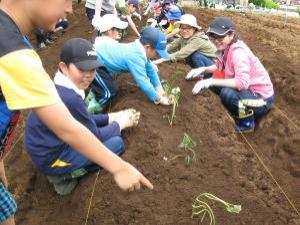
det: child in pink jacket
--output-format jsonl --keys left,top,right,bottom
{"left": 186, "top": 16, "right": 274, "bottom": 132}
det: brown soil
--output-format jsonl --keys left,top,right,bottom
{"left": 5, "top": 3, "right": 300, "bottom": 225}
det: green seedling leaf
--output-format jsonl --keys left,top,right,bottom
{"left": 226, "top": 204, "right": 242, "bottom": 214}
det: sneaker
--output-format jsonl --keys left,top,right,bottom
{"left": 235, "top": 109, "right": 255, "bottom": 133}
{"left": 37, "top": 42, "right": 46, "bottom": 49}
{"left": 47, "top": 176, "right": 78, "bottom": 196}
{"left": 45, "top": 38, "right": 54, "bottom": 45}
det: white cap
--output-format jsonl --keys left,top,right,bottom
{"left": 175, "top": 14, "right": 202, "bottom": 30}
{"left": 96, "top": 14, "right": 128, "bottom": 33}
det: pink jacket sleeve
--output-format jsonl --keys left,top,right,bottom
{"left": 231, "top": 47, "right": 251, "bottom": 91}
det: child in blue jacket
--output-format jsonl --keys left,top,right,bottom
{"left": 25, "top": 38, "right": 140, "bottom": 195}
{"left": 94, "top": 27, "right": 174, "bottom": 105}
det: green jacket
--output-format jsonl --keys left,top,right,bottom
{"left": 167, "top": 31, "right": 217, "bottom": 62}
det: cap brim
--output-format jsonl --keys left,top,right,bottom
{"left": 74, "top": 60, "right": 102, "bottom": 71}
{"left": 206, "top": 27, "right": 231, "bottom": 36}
{"left": 114, "top": 20, "right": 128, "bottom": 30}
{"left": 175, "top": 21, "right": 202, "bottom": 30}
{"left": 156, "top": 49, "right": 169, "bottom": 59}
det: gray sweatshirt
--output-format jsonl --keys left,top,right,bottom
{"left": 85, "top": 0, "right": 115, "bottom": 13}
{"left": 167, "top": 31, "right": 217, "bottom": 62}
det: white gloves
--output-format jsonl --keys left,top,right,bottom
{"left": 186, "top": 67, "right": 206, "bottom": 80}
{"left": 91, "top": 14, "right": 101, "bottom": 31}
{"left": 155, "top": 86, "right": 165, "bottom": 96}
{"left": 133, "top": 12, "right": 142, "bottom": 21}
{"left": 153, "top": 58, "right": 167, "bottom": 65}
{"left": 152, "top": 63, "right": 159, "bottom": 72}
{"left": 157, "top": 95, "right": 174, "bottom": 105}
{"left": 192, "top": 78, "right": 213, "bottom": 95}
{"left": 150, "top": 20, "right": 158, "bottom": 27}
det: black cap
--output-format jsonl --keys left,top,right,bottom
{"left": 207, "top": 16, "right": 235, "bottom": 36}
{"left": 60, "top": 38, "right": 102, "bottom": 71}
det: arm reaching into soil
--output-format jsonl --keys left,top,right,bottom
{"left": 126, "top": 15, "right": 140, "bottom": 37}
{"left": 33, "top": 102, "right": 153, "bottom": 191}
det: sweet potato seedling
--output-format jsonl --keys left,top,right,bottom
{"left": 191, "top": 193, "right": 241, "bottom": 225}
{"left": 170, "top": 133, "right": 197, "bottom": 165}
{"left": 162, "top": 80, "right": 180, "bottom": 126}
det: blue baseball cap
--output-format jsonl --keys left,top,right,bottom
{"left": 128, "top": 0, "right": 139, "bottom": 6}
{"left": 140, "top": 27, "right": 169, "bottom": 59}
{"left": 165, "top": 6, "right": 182, "bottom": 20}
{"left": 164, "top": 0, "right": 175, "bottom": 3}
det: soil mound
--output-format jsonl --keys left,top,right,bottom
{"left": 5, "top": 4, "right": 300, "bottom": 225}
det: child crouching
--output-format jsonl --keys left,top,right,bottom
{"left": 25, "top": 38, "right": 140, "bottom": 195}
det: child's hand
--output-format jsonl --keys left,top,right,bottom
{"left": 113, "top": 162, "right": 154, "bottom": 191}
{"left": 153, "top": 58, "right": 166, "bottom": 65}
{"left": 186, "top": 67, "right": 206, "bottom": 80}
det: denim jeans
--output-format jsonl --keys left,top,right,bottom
{"left": 44, "top": 136, "right": 125, "bottom": 176}
{"left": 218, "top": 87, "right": 274, "bottom": 118}
{"left": 186, "top": 52, "right": 215, "bottom": 68}
{"left": 85, "top": 7, "right": 112, "bottom": 21}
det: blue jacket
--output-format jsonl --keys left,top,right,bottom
{"left": 94, "top": 40, "right": 161, "bottom": 102}
{"left": 24, "top": 85, "right": 120, "bottom": 170}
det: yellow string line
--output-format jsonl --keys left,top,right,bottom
{"left": 273, "top": 104, "right": 300, "bottom": 131}
{"left": 225, "top": 113, "right": 300, "bottom": 217}
{"left": 9, "top": 132, "right": 24, "bottom": 154}
{"left": 84, "top": 170, "right": 100, "bottom": 225}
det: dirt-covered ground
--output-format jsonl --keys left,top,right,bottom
{"left": 5, "top": 3, "right": 300, "bottom": 225}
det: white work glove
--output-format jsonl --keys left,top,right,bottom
{"left": 186, "top": 67, "right": 206, "bottom": 80}
{"left": 150, "top": 20, "right": 158, "bottom": 27}
{"left": 91, "top": 14, "right": 101, "bottom": 31}
{"left": 192, "top": 78, "right": 213, "bottom": 95}
{"left": 152, "top": 63, "right": 159, "bottom": 72}
{"left": 155, "top": 86, "right": 165, "bottom": 96}
{"left": 153, "top": 58, "right": 167, "bottom": 65}
{"left": 133, "top": 12, "right": 142, "bottom": 21}
{"left": 155, "top": 95, "right": 173, "bottom": 105}
{"left": 159, "top": 20, "right": 168, "bottom": 26}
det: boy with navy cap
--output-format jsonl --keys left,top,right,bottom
{"left": 94, "top": 27, "right": 174, "bottom": 105}
{"left": 0, "top": 0, "right": 152, "bottom": 224}
{"left": 25, "top": 38, "right": 141, "bottom": 195}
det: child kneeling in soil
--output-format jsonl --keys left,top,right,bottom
{"left": 94, "top": 27, "right": 174, "bottom": 106}
{"left": 153, "top": 14, "right": 217, "bottom": 78}
{"left": 87, "top": 14, "right": 128, "bottom": 113}
{"left": 25, "top": 38, "right": 140, "bottom": 195}
{"left": 186, "top": 16, "right": 274, "bottom": 132}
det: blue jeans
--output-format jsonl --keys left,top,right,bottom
{"left": 186, "top": 52, "right": 214, "bottom": 68}
{"left": 86, "top": 7, "right": 112, "bottom": 21}
{"left": 45, "top": 136, "right": 125, "bottom": 176}
{"left": 218, "top": 88, "right": 274, "bottom": 118}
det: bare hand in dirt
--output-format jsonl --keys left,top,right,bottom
{"left": 0, "top": 160, "right": 8, "bottom": 188}
{"left": 113, "top": 162, "right": 154, "bottom": 191}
